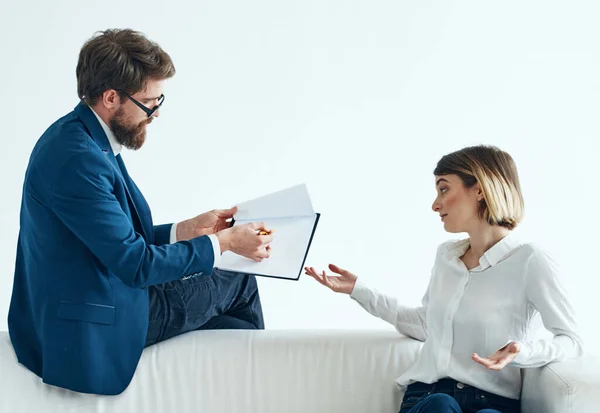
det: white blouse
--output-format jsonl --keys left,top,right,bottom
{"left": 350, "top": 232, "right": 583, "bottom": 400}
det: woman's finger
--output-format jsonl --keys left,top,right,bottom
{"left": 310, "top": 268, "right": 330, "bottom": 288}
{"left": 321, "top": 271, "right": 334, "bottom": 289}
{"left": 305, "top": 268, "right": 319, "bottom": 280}
{"left": 472, "top": 353, "right": 494, "bottom": 369}
{"left": 316, "top": 272, "right": 327, "bottom": 285}
{"left": 508, "top": 342, "right": 521, "bottom": 354}
{"left": 329, "top": 263, "right": 347, "bottom": 276}
{"left": 304, "top": 267, "right": 338, "bottom": 292}
{"left": 307, "top": 272, "right": 324, "bottom": 286}
{"left": 473, "top": 352, "right": 512, "bottom": 371}
{"left": 491, "top": 358, "right": 510, "bottom": 371}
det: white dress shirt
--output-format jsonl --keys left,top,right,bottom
{"left": 89, "top": 108, "right": 221, "bottom": 267}
{"left": 350, "top": 232, "right": 583, "bottom": 400}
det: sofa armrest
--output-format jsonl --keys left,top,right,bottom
{"left": 521, "top": 355, "right": 600, "bottom": 413}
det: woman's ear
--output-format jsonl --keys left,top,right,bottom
{"left": 473, "top": 183, "right": 484, "bottom": 202}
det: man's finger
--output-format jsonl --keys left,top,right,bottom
{"left": 258, "top": 234, "right": 274, "bottom": 244}
{"left": 216, "top": 206, "right": 238, "bottom": 217}
{"left": 250, "top": 221, "right": 269, "bottom": 231}
{"left": 255, "top": 247, "right": 272, "bottom": 259}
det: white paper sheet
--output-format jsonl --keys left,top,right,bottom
{"left": 216, "top": 184, "right": 319, "bottom": 280}
{"left": 232, "top": 184, "right": 314, "bottom": 221}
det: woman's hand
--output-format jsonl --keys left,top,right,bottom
{"left": 472, "top": 341, "right": 521, "bottom": 370}
{"left": 304, "top": 264, "right": 357, "bottom": 295}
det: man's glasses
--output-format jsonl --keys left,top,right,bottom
{"left": 122, "top": 93, "right": 165, "bottom": 118}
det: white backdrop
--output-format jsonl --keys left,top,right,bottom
{"left": 2, "top": 1, "right": 599, "bottom": 354}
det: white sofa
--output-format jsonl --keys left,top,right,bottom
{"left": 1, "top": 329, "right": 598, "bottom": 413}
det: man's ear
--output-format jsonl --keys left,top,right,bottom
{"left": 101, "top": 89, "right": 121, "bottom": 111}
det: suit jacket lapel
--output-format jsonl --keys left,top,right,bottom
{"left": 115, "top": 155, "right": 153, "bottom": 241}
{"left": 74, "top": 102, "right": 151, "bottom": 242}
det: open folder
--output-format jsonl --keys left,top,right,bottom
{"left": 216, "top": 184, "right": 320, "bottom": 280}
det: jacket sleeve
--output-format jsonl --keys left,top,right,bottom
{"left": 51, "top": 150, "right": 214, "bottom": 289}
{"left": 153, "top": 224, "right": 174, "bottom": 246}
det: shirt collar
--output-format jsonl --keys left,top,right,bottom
{"left": 482, "top": 232, "right": 521, "bottom": 267}
{"left": 445, "top": 232, "right": 521, "bottom": 270}
{"left": 89, "top": 106, "right": 122, "bottom": 156}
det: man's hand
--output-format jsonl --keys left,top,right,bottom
{"left": 176, "top": 206, "right": 238, "bottom": 241}
{"left": 472, "top": 341, "right": 521, "bottom": 371}
{"left": 216, "top": 222, "right": 273, "bottom": 262}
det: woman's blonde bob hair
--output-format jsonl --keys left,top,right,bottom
{"left": 433, "top": 145, "right": 524, "bottom": 230}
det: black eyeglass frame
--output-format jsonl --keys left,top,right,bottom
{"left": 122, "top": 92, "right": 165, "bottom": 118}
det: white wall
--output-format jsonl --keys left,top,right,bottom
{"left": 2, "top": 1, "right": 599, "bottom": 354}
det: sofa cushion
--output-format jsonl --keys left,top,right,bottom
{"left": 0, "top": 329, "right": 422, "bottom": 413}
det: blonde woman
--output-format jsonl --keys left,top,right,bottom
{"left": 305, "top": 145, "right": 583, "bottom": 413}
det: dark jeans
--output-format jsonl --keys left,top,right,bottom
{"left": 399, "top": 379, "right": 521, "bottom": 413}
{"left": 145, "top": 268, "right": 264, "bottom": 347}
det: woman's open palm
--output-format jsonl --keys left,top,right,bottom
{"left": 304, "top": 264, "right": 357, "bottom": 295}
{"left": 472, "top": 341, "right": 521, "bottom": 371}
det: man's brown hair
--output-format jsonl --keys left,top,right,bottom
{"left": 76, "top": 29, "right": 175, "bottom": 105}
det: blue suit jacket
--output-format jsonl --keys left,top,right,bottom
{"left": 8, "top": 102, "right": 215, "bottom": 395}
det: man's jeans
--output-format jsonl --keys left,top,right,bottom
{"left": 399, "top": 378, "right": 521, "bottom": 413}
{"left": 145, "top": 268, "right": 264, "bottom": 346}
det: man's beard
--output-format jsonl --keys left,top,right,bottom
{"left": 109, "top": 107, "right": 152, "bottom": 150}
